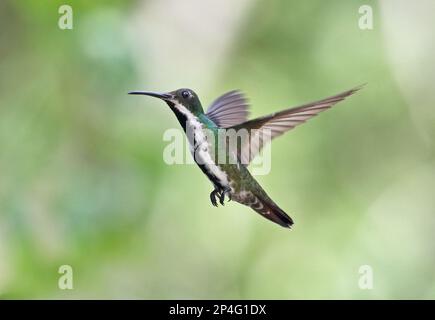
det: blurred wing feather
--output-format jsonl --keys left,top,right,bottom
{"left": 206, "top": 90, "right": 250, "bottom": 128}
{"left": 231, "top": 86, "right": 363, "bottom": 165}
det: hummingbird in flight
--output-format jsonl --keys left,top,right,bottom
{"left": 129, "top": 86, "right": 361, "bottom": 228}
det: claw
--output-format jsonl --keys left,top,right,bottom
{"left": 210, "top": 190, "right": 219, "bottom": 207}
{"left": 219, "top": 188, "right": 232, "bottom": 205}
{"left": 219, "top": 192, "right": 225, "bottom": 206}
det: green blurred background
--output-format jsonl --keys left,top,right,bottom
{"left": 1, "top": 0, "right": 434, "bottom": 299}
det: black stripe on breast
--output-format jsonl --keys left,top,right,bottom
{"left": 196, "top": 162, "right": 225, "bottom": 189}
{"left": 167, "top": 102, "right": 187, "bottom": 132}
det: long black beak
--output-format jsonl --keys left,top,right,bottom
{"left": 128, "top": 91, "right": 173, "bottom": 101}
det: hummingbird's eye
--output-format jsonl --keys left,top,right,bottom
{"left": 181, "top": 90, "right": 191, "bottom": 99}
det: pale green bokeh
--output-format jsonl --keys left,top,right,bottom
{"left": 0, "top": 0, "right": 434, "bottom": 299}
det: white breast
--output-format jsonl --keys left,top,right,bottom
{"left": 174, "top": 103, "right": 229, "bottom": 188}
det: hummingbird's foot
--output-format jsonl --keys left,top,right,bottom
{"left": 210, "top": 190, "right": 219, "bottom": 207}
{"left": 219, "top": 192, "right": 225, "bottom": 206}
{"left": 219, "top": 188, "right": 232, "bottom": 205}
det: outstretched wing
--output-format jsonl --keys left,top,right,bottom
{"left": 206, "top": 90, "right": 250, "bottom": 128}
{"left": 231, "top": 86, "right": 363, "bottom": 165}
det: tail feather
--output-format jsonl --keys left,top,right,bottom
{"left": 235, "top": 191, "right": 293, "bottom": 228}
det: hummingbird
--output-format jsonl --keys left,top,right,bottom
{"left": 129, "top": 86, "right": 361, "bottom": 228}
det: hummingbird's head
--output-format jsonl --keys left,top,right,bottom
{"left": 129, "top": 88, "right": 204, "bottom": 115}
